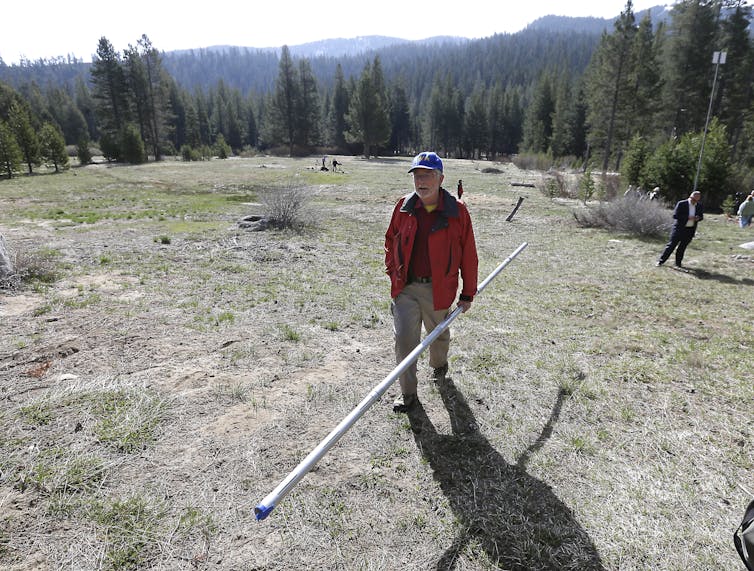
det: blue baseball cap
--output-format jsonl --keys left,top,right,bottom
{"left": 408, "top": 152, "right": 443, "bottom": 173}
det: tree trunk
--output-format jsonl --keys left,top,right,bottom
{"left": 0, "top": 234, "right": 13, "bottom": 279}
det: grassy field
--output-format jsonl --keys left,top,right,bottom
{"left": 1, "top": 155, "right": 752, "bottom": 570}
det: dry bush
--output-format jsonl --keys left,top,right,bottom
{"left": 0, "top": 239, "right": 58, "bottom": 290}
{"left": 573, "top": 195, "right": 671, "bottom": 238}
{"left": 0, "top": 235, "right": 12, "bottom": 282}
{"left": 261, "top": 180, "right": 315, "bottom": 231}
{"left": 536, "top": 171, "right": 579, "bottom": 199}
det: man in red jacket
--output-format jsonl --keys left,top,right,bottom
{"left": 384, "top": 152, "right": 478, "bottom": 413}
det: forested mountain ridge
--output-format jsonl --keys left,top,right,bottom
{"left": 526, "top": 5, "right": 672, "bottom": 33}
{"left": 0, "top": 27, "right": 596, "bottom": 96}
{"left": 156, "top": 29, "right": 600, "bottom": 98}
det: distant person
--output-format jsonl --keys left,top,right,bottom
{"left": 656, "top": 190, "right": 704, "bottom": 268}
{"left": 738, "top": 195, "right": 754, "bottom": 228}
{"left": 384, "top": 151, "right": 478, "bottom": 413}
{"left": 649, "top": 186, "right": 660, "bottom": 201}
{"left": 331, "top": 159, "right": 339, "bottom": 172}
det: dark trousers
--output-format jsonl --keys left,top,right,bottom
{"left": 659, "top": 226, "right": 696, "bottom": 265}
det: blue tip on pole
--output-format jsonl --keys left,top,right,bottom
{"left": 255, "top": 503, "right": 274, "bottom": 521}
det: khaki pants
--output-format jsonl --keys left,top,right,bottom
{"left": 391, "top": 282, "right": 450, "bottom": 396}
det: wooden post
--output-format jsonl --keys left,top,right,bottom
{"left": 506, "top": 196, "right": 525, "bottom": 222}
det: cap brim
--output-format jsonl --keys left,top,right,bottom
{"left": 408, "top": 165, "right": 440, "bottom": 173}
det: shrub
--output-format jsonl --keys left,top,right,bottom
{"left": 261, "top": 180, "right": 313, "bottom": 231}
{"left": 642, "top": 119, "right": 732, "bottom": 209}
{"left": 0, "top": 238, "right": 58, "bottom": 290}
{"left": 214, "top": 134, "right": 231, "bottom": 159}
{"left": 99, "top": 132, "right": 120, "bottom": 162}
{"left": 721, "top": 195, "right": 738, "bottom": 217}
{"left": 199, "top": 145, "right": 213, "bottom": 161}
{"left": 536, "top": 170, "right": 578, "bottom": 199}
{"left": 573, "top": 195, "right": 671, "bottom": 238}
{"left": 77, "top": 136, "right": 92, "bottom": 166}
{"left": 120, "top": 125, "right": 146, "bottom": 164}
{"left": 180, "top": 145, "right": 201, "bottom": 162}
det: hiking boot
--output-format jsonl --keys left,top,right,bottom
{"left": 392, "top": 393, "right": 417, "bottom": 413}
{"left": 431, "top": 364, "right": 448, "bottom": 383}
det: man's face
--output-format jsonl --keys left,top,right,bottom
{"left": 691, "top": 191, "right": 701, "bottom": 204}
{"left": 412, "top": 169, "right": 444, "bottom": 204}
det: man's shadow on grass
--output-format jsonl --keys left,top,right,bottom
{"left": 680, "top": 266, "right": 754, "bottom": 286}
{"left": 407, "top": 378, "right": 605, "bottom": 571}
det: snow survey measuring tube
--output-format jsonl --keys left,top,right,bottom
{"left": 254, "top": 242, "right": 528, "bottom": 521}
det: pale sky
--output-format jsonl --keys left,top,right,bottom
{"left": 1, "top": 0, "right": 668, "bottom": 65}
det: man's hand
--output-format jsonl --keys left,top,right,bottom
{"left": 457, "top": 300, "right": 472, "bottom": 313}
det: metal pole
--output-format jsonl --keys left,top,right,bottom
{"left": 693, "top": 51, "right": 726, "bottom": 192}
{"left": 254, "top": 241, "right": 528, "bottom": 520}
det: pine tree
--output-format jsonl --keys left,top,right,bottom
{"left": 195, "top": 90, "right": 211, "bottom": 146}
{"left": 166, "top": 80, "right": 186, "bottom": 153}
{"left": 550, "top": 76, "right": 577, "bottom": 158}
{"left": 0, "top": 120, "right": 22, "bottom": 178}
{"left": 522, "top": 73, "right": 555, "bottom": 154}
{"left": 584, "top": 0, "right": 637, "bottom": 173}
{"left": 328, "top": 64, "right": 349, "bottom": 150}
{"left": 39, "top": 122, "right": 69, "bottom": 172}
{"left": 269, "top": 46, "right": 299, "bottom": 156}
{"left": 718, "top": 3, "right": 752, "bottom": 159}
{"left": 295, "top": 58, "right": 321, "bottom": 148}
{"left": 627, "top": 14, "right": 663, "bottom": 141}
{"left": 388, "top": 80, "right": 411, "bottom": 155}
{"left": 75, "top": 76, "right": 98, "bottom": 141}
{"left": 184, "top": 100, "right": 201, "bottom": 149}
{"left": 77, "top": 135, "right": 92, "bottom": 166}
{"left": 120, "top": 123, "right": 146, "bottom": 164}
{"left": 463, "top": 85, "right": 488, "bottom": 159}
{"left": 90, "top": 37, "right": 130, "bottom": 142}
{"left": 501, "top": 87, "right": 524, "bottom": 155}
{"left": 661, "top": 0, "right": 718, "bottom": 137}
{"left": 427, "top": 74, "right": 463, "bottom": 157}
{"left": 124, "top": 35, "right": 170, "bottom": 161}
{"left": 345, "top": 57, "right": 391, "bottom": 158}
{"left": 45, "top": 86, "right": 88, "bottom": 144}
{"left": 8, "top": 100, "right": 40, "bottom": 174}
{"left": 487, "top": 82, "right": 506, "bottom": 160}
{"left": 244, "top": 93, "right": 258, "bottom": 148}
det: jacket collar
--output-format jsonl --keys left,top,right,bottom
{"left": 400, "top": 187, "right": 459, "bottom": 217}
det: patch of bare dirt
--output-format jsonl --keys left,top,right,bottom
{"left": 0, "top": 294, "right": 43, "bottom": 317}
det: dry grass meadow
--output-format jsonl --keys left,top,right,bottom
{"left": 1, "top": 155, "right": 753, "bottom": 570}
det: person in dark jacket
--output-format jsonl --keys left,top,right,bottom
{"left": 657, "top": 190, "right": 704, "bottom": 268}
{"left": 384, "top": 152, "right": 478, "bottom": 413}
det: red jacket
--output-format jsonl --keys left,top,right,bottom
{"left": 384, "top": 188, "right": 478, "bottom": 310}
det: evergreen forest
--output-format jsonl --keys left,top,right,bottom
{"left": 1, "top": 0, "right": 754, "bottom": 209}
